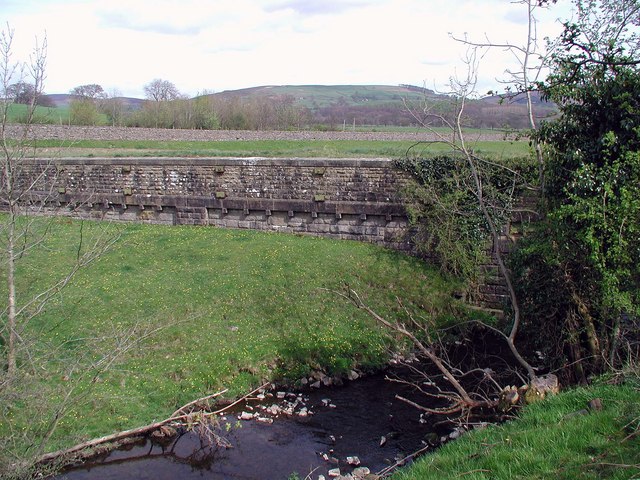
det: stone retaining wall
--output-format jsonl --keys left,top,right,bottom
{"left": 23, "top": 157, "right": 413, "bottom": 251}
{"left": 18, "top": 155, "right": 535, "bottom": 313}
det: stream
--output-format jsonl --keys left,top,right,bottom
{"left": 56, "top": 367, "right": 450, "bottom": 480}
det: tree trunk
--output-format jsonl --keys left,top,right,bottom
{"left": 4, "top": 156, "right": 17, "bottom": 377}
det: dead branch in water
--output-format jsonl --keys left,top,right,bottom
{"left": 329, "top": 287, "right": 502, "bottom": 416}
{"left": 38, "top": 382, "right": 269, "bottom": 466}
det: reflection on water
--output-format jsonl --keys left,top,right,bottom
{"left": 58, "top": 370, "right": 438, "bottom": 480}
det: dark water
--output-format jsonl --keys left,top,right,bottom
{"left": 57, "top": 370, "right": 440, "bottom": 480}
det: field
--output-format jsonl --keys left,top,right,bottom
{"left": 7, "top": 124, "right": 531, "bottom": 159}
{"left": 5, "top": 103, "right": 72, "bottom": 124}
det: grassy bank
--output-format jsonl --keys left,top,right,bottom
{"left": 394, "top": 379, "right": 640, "bottom": 480}
{"left": 3, "top": 218, "right": 463, "bottom": 453}
{"left": 26, "top": 138, "right": 530, "bottom": 159}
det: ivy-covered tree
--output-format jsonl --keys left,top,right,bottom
{"left": 514, "top": 0, "right": 640, "bottom": 379}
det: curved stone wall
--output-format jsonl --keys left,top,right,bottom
{"left": 23, "top": 156, "right": 413, "bottom": 251}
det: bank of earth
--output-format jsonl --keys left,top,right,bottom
{"left": 395, "top": 379, "right": 640, "bottom": 480}
{"left": 10, "top": 217, "right": 465, "bottom": 454}
{"left": 6, "top": 214, "right": 639, "bottom": 480}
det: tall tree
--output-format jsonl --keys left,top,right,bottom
{"left": 1, "top": 27, "right": 169, "bottom": 476}
{"left": 100, "top": 88, "right": 125, "bottom": 127}
{"left": 1, "top": 26, "right": 48, "bottom": 376}
{"left": 451, "top": 0, "right": 558, "bottom": 189}
{"left": 69, "top": 83, "right": 105, "bottom": 100}
{"left": 6, "top": 81, "right": 37, "bottom": 105}
{"left": 514, "top": 0, "right": 640, "bottom": 378}
{"left": 143, "top": 78, "right": 180, "bottom": 128}
{"left": 69, "top": 84, "right": 106, "bottom": 125}
{"left": 143, "top": 78, "right": 179, "bottom": 102}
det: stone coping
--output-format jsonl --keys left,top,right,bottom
{"left": 24, "top": 157, "right": 396, "bottom": 168}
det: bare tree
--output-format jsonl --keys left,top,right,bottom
{"left": 69, "top": 83, "right": 106, "bottom": 100}
{"left": 0, "top": 26, "right": 146, "bottom": 476}
{"left": 6, "top": 81, "right": 38, "bottom": 105}
{"left": 143, "top": 78, "right": 179, "bottom": 102}
{"left": 407, "top": 48, "right": 538, "bottom": 380}
{"left": 1, "top": 24, "right": 50, "bottom": 376}
{"left": 359, "top": 48, "right": 554, "bottom": 421}
{"left": 143, "top": 78, "right": 180, "bottom": 128}
{"left": 395, "top": 0, "right": 562, "bottom": 388}
{"left": 100, "top": 88, "right": 125, "bottom": 127}
{"left": 450, "top": 0, "right": 558, "bottom": 189}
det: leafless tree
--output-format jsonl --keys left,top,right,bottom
{"left": 350, "top": 47, "right": 562, "bottom": 420}
{"left": 1, "top": 24, "right": 50, "bottom": 377}
{"left": 143, "top": 78, "right": 179, "bottom": 102}
{"left": 397, "top": 0, "right": 561, "bottom": 386}
{"left": 0, "top": 25, "right": 155, "bottom": 477}
{"left": 411, "top": 47, "right": 538, "bottom": 380}
{"left": 101, "top": 88, "right": 126, "bottom": 126}
{"left": 450, "top": 0, "right": 559, "bottom": 189}
{"left": 143, "top": 78, "right": 180, "bottom": 128}
{"left": 6, "top": 81, "right": 38, "bottom": 105}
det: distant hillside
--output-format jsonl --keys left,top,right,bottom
{"left": 212, "top": 84, "right": 440, "bottom": 108}
{"left": 38, "top": 85, "right": 556, "bottom": 129}
{"left": 483, "top": 90, "right": 548, "bottom": 105}
{"left": 209, "top": 84, "right": 556, "bottom": 129}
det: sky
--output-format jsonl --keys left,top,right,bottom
{"left": 1, "top": 0, "right": 573, "bottom": 99}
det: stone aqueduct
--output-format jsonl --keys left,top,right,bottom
{"left": 23, "top": 156, "right": 513, "bottom": 311}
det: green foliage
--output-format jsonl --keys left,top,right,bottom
{"left": 395, "top": 155, "right": 488, "bottom": 281}
{"left": 514, "top": 1, "right": 640, "bottom": 375}
{"left": 395, "top": 154, "right": 535, "bottom": 285}
{"left": 69, "top": 99, "right": 105, "bottom": 126}
{"left": 191, "top": 95, "right": 220, "bottom": 130}
{"left": 542, "top": 66, "right": 640, "bottom": 317}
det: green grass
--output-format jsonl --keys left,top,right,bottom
{"left": 3, "top": 218, "right": 463, "bottom": 452}
{"left": 354, "top": 125, "right": 513, "bottom": 135}
{"left": 27, "top": 138, "right": 531, "bottom": 158}
{"left": 5, "top": 103, "right": 71, "bottom": 124}
{"left": 394, "top": 380, "right": 640, "bottom": 480}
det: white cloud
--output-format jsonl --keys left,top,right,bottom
{"left": 264, "top": 0, "right": 381, "bottom": 16}
{"left": 0, "top": 0, "right": 572, "bottom": 98}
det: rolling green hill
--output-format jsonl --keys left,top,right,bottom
{"left": 209, "top": 84, "right": 555, "bottom": 129}
{"left": 211, "top": 84, "right": 439, "bottom": 108}
{"left": 18, "top": 84, "right": 555, "bottom": 129}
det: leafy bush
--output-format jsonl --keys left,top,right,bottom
{"left": 512, "top": 0, "right": 640, "bottom": 379}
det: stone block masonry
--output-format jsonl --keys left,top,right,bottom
{"left": 21, "top": 157, "right": 413, "bottom": 251}
{"left": 17, "top": 155, "right": 530, "bottom": 314}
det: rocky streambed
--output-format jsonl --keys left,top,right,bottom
{"left": 56, "top": 366, "right": 464, "bottom": 480}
